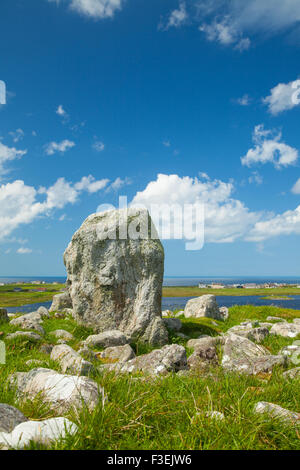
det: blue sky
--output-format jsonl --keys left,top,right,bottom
{"left": 1, "top": 0, "right": 300, "bottom": 276}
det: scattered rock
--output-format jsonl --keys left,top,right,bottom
{"left": 0, "top": 309, "right": 9, "bottom": 323}
{"left": 266, "top": 316, "right": 287, "bottom": 322}
{"left": 283, "top": 367, "right": 300, "bottom": 380}
{"left": 270, "top": 322, "right": 300, "bottom": 338}
{"left": 50, "top": 344, "right": 94, "bottom": 376}
{"left": 184, "top": 295, "right": 227, "bottom": 321}
{"left": 83, "top": 330, "right": 128, "bottom": 349}
{"left": 63, "top": 208, "right": 168, "bottom": 346}
{"left": 280, "top": 344, "right": 300, "bottom": 363}
{"left": 39, "top": 343, "right": 54, "bottom": 354}
{"left": 187, "top": 336, "right": 223, "bottom": 351}
{"left": 49, "top": 292, "right": 72, "bottom": 312}
{"left": 254, "top": 402, "right": 300, "bottom": 425}
{"left": 10, "top": 313, "right": 45, "bottom": 335}
{"left": 0, "top": 417, "right": 77, "bottom": 449}
{"left": 247, "top": 327, "right": 270, "bottom": 343}
{"left": 54, "top": 312, "right": 66, "bottom": 319}
{"left": 0, "top": 404, "right": 28, "bottom": 433}
{"left": 10, "top": 368, "right": 103, "bottom": 413}
{"left": 163, "top": 318, "right": 182, "bottom": 332}
{"left": 222, "top": 333, "right": 287, "bottom": 375}
{"left": 50, "top": 329, "right": 74, "bottom": 342}
{"left": 98, "top": 344, "right": 135, "bottom": 363}
{"left": 219, "top": 307, "right": 229, "bottom": 321}
{"left": 5, "top": 331, "right": 42, "bottom": 342}
{"left": 107, "top": 344, "right": 188, "bottom": 376}
{"left": 188, "top": 346, "right": 219, "bottom": 371}
{"left": 37, "top": 307, "right": 50, "bottom": 319}
{"left": 162, "top": 310, "right": 172, "bottom": 317}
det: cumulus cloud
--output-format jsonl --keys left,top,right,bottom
{"left": 0, "top": 174, "right": 111, "bottom": 242}
{"left": 197, "top": 0, "right": 300, "bottom": 49}
{"left": 74, "top": 175, "right": 109, "bottom": 193}
{"left": 48, "top": 0, "right": 123, "bottom": 19}
{"left": 236, "top": 94, "right": 251, "bottom": 106}
{"left": 131, "top": 173, "right": 261, "bottom": 243}
{"left": 0, "top": 141, "right": 27, "bottom": 176}
{"left": 107, "top": 176, "right": 131, "bottom": 192}
{"left": 162, "top": 2, "right": 188, "bottom": 30}
{"left": 44, "top": 139, "right": 75, "bottom": 155}
{"left": 199, "top": 18, "right": 250, "bottom": 51}
{"left": 247, "top": 206, "right": 300, "bottom": 242}
{"left": 241, "top": 125, "right": 298, "bottom": 169}
{"left": 263, "top": 79, "right": 300, "bottom": 115}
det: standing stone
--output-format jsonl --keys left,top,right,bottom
{"left": 63, "top": 208, "right": 168, "bottom": 345}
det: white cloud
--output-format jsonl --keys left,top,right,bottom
{"left": 236, "top": 95, "right": 251, "bottom": 106}
{"left": 248, "top": 171, "right": 263, "bottom": 185}
{"left": 0, "top": 174, "right": 112, "bottom": 242}
{"left": 131, "top": 173, "right": 261, "bottom": 243}
{"left": 17, "top": 247, "right": 32, "bottom": 254}
{"left": 292, "top": 178, "right": 300, "bottom": 194}
{"left": 9, "top": 129, "right": 25, "bottom": 143}
{"left": 199, "top": 18, "right": 250, "bottom": 51}
{"left": 163, "top": 140, "right": 171, "bottom": 147}
{"left": 165, "top": 2, "right": 187, "bottom": 29}
{"left": 247, "top": 205, "right": 300, "bottom": 242}
{"left": 263, "top": 79, "right": 300, "bottom": 115}
{"left": 93, "top": 140, "right": 105, "bottom": 152}
{"left": 197, "top": 0, "right": 300, "bottom": 49}
{"left": 44, "top": 139, "right": 75, "bottom": 155}
{"left": 107, "top": 176, "right": 131, "bottom": 192}
{"left": 56, "top": 104, "right": 70, "bottom": 121}
{"left": 241, "top": 125, "right": 298, "bottom": 169}
{"left": 50, "top": 0, "right": 123, "bottom": 19}
{"left": 0, "top": 141, "right": 27, "bottom": 176}
{"left": 74, "top": 175, "right": 109, "bottom": 193}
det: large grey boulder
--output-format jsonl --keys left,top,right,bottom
{"left": 222, "top": 334, "right": 287, "bottom": 375}
{"left": 254, "top": 402, "right": 300, "bottom": 425}
{"left": 106, "top": 344, "right": 188, "bottom": 376}
{"left": 0, "top": 417, "right": 77, "bottom": 449}
{"left": 5, "top": 331, "right": 42, "bottom": 343}
{"left": 99, "top": 344, "right": 135, "bottom": 363}
{"left": 10, "top": 368, "right": 103, "bottom": 413}
{"left": 49, "top": 330, "right": 74, "bottom": 342}
{"left": 50, "top": 345, "right": 94, "bottom": 376}
{"left": 49, "top": 292, "right": 73, "bottom": 312}
{"left": 83, "top": 330, "right": 128, "bottom": 349}
{"left": 283, "top": 367, "right": 300, "bottom": 380}
{"left": 0, "top": 404, "right": 28, "bottom": 433}
{"left": 187, "top": 336, "right": 223, "bottom": 351}
{"left": 184, "top": 295, "right": 228, "bottom": 321}
{"left": 10, "top": 312, "right": 45, "bottom": 335}
{"left": 270, "top": 322, "right": 300, "bottom": 338}
{"left": 227, "top": 325, "right": 269, "bottom": 344}
{"left": 63, "top": 208, "right": 168, "bottom": 345}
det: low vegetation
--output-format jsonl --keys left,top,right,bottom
{"left": 163, "top": 286, "right": 300, "bottom": 298}
{"left": 0, "top": 284, "right": 65, "bottom": 307}
{"left": 0, "top": 304, "right": 300, "bottom": 450}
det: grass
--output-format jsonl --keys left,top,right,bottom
{"left": 0, "top": 283, "right": 65, "bottom": 307}
{"left": 163, "top": 286, "right": 300, "bottom": 297}
{"left": 0, "top": 303, "right": 300, "bottom": 450}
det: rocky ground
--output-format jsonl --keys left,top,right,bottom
{"left": 0, "top": 302, "right": 300, "bottom": 450}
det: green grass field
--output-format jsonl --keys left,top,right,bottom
{"left": 163, "top": 286, "right": 300, "bottom": 297}
{"left": 0, "top": 303, "right": 300, "bottom": 450}
{"left": 0, "top": 284, "right": 65, "bottom": 307}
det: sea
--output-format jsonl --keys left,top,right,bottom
{"left": 2, "top": 276, "right": 300, "bottom": 312}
